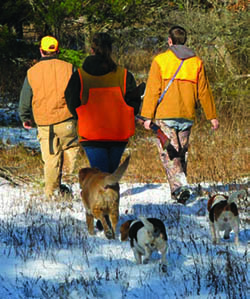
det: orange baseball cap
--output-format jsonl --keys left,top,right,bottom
{"left": 40, "top": 36, "right": 59, "bottom": 52}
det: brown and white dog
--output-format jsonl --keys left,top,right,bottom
{"left": 207, "top": 190, "right": 246, "bottom": 245}
{"left": 120, "top": 217, "right": 168, "bottom": 272}
{"left": 79, "top": 155, "right": 130, "bottom": 240}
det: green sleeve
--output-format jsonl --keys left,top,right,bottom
{"left": 19, "top": 76, "right": 33, "bottom": 123}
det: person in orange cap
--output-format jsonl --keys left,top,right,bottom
{"left": 19, "top": 36, "right": 79, "bottom": 199}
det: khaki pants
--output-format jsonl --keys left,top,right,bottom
{"left": 156, "top": 120, "right": 191, "bottom": 196}
{"left": 37, "top": 119, "right": 79, "bottom": 198}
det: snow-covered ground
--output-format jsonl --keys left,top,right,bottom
{"left": 0, "top": 103, "right": 40, "bottom": 150}
{"left": 0, "top": 178, "right": 249, "bottom": 299}
{"left": 0, "top": 105, "right": 249, "bottom": 298}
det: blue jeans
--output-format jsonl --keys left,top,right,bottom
{"left": 81, "top": 144, "right": 127, "bottom": 173}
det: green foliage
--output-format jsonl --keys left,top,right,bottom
{"left": 28, "top": 0, "right": 84, "bottom": 38}
{"left": 0, "top": 1, "right": 249, "bottom": 112}
{"left": 58, "top": 49, "right": 87, "bottom": 67}
{"left": 0, "top": 0, "right": 32, "bottom": 38}
{"left": 0, "top": 25, "right": 38, "bottom": 60}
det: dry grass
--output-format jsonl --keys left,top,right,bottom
{"left": 124, "top": 116, "right": 249, "bottom": 185}
{"left": 1, "top": 113, "right": 248, "bottom": 189}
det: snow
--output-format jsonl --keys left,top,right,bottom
{"left": 0, "top": 177, "right": 249, "bottom": 299}
{"left": 0, "top": 108, "right": 249, "bottom": 298}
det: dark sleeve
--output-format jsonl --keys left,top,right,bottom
{"left": 19, "top": 76, "right": 33, "bottom": 123}
{"left": 125, "top": 71, "right": 145, "bottom": 115}
{"left": 65, "top": 71, "right": 82, "bottom": 119}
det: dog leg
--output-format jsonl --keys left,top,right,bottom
{"left": 109, "top": 211, "right": 119, "bottom": 239}
{"left": 234, "top": 232, "right": 239, "bottom": 245}
{"left": 159, "top": 243, "right": 168, "bottom": 272}
{"left": 214, "top": 225, "right": 221, "bottom": 244}
{"left": 143, "top": 246, "right": 152, "bottom": 264}
{"left": 86, "top": 213, "right": 95, "bottom": 235}
{"left": 210, "top": 221, "right": 217, "bottom": 244}
{"left": 133, "top": 248, "right": 142, "bottom": 264}
{"left": 233, "top": 222, "right": 239, "bottom": 245}
{"left": 98, "top": 215, "right": 114, "bottom": 240}
{"left": 223, "top": 228, "right": 231, "bottom": 240}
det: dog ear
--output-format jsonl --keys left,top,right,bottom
{"left": 120, "top": 220, "right": 131, "bottom": 241}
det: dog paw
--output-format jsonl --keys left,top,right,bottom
{"left": 160, "top": 264, "right": 167, "bottom": 273}
{"left": 105, "top": 229, "right": 114, "bottom": 240}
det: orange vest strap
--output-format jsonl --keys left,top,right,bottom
{"left": 78, "top": 68, "right": 83, "bottom": 102}
{"left": 123, "top": 68, "right": 127, "bottom": 95}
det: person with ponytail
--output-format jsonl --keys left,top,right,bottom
{"left": 65, "top": 32, "right": 141, "bottom": 173}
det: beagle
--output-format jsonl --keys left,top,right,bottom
{"left": 120, "top": 217, "right": 168, "bottom": 272}
{"left": 207, "top": 190, "right": 246, "bottom": 245}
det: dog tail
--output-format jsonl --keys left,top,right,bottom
{"left": 139, "top": 216, "right": 154, "bottom": 233}
{"left": 228, "top": 190, "right": 247, "bottom": 204}
{"left": 104, "top": 155, "right": 130, "bottom": 186}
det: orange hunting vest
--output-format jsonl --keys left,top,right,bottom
{"left": 76, "top": 66, "right": 135, "bottom": 141}
{"left": 28, "top": 59, "right": 73, "bottom": 125}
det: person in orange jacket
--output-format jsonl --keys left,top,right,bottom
{"left": 140, "top": 25, "right": 219, "bottom": 204}
{"left": 19, "top": 36, "right": 79, "bottom": 199}
{"left": 65, "top": 32, "right": 141, "bottom": 174}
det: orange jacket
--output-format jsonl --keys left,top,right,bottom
{"left": 141, "top": 49, "right": 217, "bottom": 121}
{"left": 76, "top": 66, "right": 135, "bottom": 141}
{"left": 27, "top": 58, "right": 73, "bottom": 125}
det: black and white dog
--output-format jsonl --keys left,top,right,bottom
{"left": 120, "top": 217, "right": 168, "bottom": 272}
{"left": 207, "top": 190, "right": 246, "bottom": 245}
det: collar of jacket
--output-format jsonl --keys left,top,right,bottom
{"left": 82, "top": 55, "right": 114, "bottom": 76}
{"left": 169, "top": 45, "right": 195, "bottom": 60}
{"left": 40, "top": 56, "right": 58, "bottom": 61}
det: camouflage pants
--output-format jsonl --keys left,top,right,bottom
{"left": 37, "top": 119, "right": 79, "bottom": 198}
{"left": 155, "top": 120, "right": 191, "bottom": 196}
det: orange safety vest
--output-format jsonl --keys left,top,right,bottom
{"left": 76, "top": 66, "right": 135, "bottom": 141}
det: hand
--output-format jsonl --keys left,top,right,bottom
{"left": 211, "top": 119, "right": 219, "bottom": 130}
{"left": 23, "top": 120, "right": 32, "bottom": 129}
{"left": 144, "top": 120, "right": 152, "bottom": 130}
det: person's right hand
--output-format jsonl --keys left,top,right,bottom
{"left": 211, "top": 119, "right": 219, "bottom": 130}
{"left": 144, "top": 120, "right": 152, "bottom": 130}
{"left": 23, "top": 120, "right": 32, "bottom": 129}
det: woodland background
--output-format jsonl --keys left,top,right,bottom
{"left": 0, "top": 0, "right": 249, "bottom": 185}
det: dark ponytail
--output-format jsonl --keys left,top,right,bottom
{"left": 91, "top": 33, "right": 117, "bottom": 72}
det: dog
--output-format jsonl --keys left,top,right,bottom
{"left": 120, "top": 216, "right": 168, "bottom": 272}
{"left": 207, "top": 190, "right": 246, "bottom": 245}
{"left": 79, "top": 155, "right": 130, "bottom": 239}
